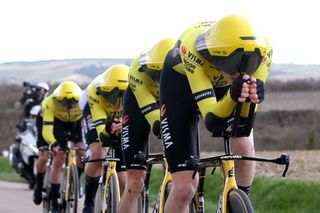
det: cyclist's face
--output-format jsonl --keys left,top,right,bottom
{"left": 111, "top": 103, "right": 122, "bottom": 112}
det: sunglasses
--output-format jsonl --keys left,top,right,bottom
{"left": 97, "top": 88, "right": 125, "bottom": 105}
{"left": 57, "top": 97, "right": 78, "bottom": 108}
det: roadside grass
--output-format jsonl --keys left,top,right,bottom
{"left": 0, "top": 156, "right": 26, "bottom": 183}
{"left": 148, "top": 167, "right": 320, "bottom": 213}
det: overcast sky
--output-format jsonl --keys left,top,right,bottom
{"left": 0, "top": 0, "right": 319, "bottom": 64}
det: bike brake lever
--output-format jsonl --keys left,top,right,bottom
{"left": 275, "top": 154, "right": 290, "bottom": 177}
{"left": 281, "top": 154, "right": 290, "bottom": 177}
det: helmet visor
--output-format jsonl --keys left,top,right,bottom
{"left": 98, "top": 88, "right": 124, "bottom": 105}
{"left": 202, "top": 49, "right": 263, "bottom": 75}
{"left": 57, "top": 97, "right": 78, "bottom": 108}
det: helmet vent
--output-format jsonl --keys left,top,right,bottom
{"left": 240, "top": 36, "right": 256, "bottom": 40}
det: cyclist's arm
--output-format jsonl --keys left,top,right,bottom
{"left": 129, "top": 60, "right": 160, "bottom": 127}
{"left": 42, "top": 99, "right": 56, "bottom": 145}
{"left": 185, "top": 62, "right": 236, "bottom": 119}
{"left": 87, "top": 90, "right": 111, "bottom": 142}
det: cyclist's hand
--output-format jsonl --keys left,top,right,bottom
{"left": 230, "top": 74, "right": 250, "bottom": 103}
{"left": 248, "top": 77, "right": 264, "bottom": 104}
{"left": 105, "top": 118, "right": 122, "bottom": 134}
{"left": 111, "top": 118, "right": 122, "bottom": 134}
{"left": 152, "top": 120, "right": 161, "bottom": 139}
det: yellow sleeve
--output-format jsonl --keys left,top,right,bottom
{"left": 129, "top": 56, "right": 160, "bottom": 126}
{"left": 41, "top": 97, "right": 56, "bottom": 145}
{"left": 87, "top": 84, "right": 110, "bottom": 141}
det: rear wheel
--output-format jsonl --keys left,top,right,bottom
{"left": 227, "top": 189, "right": 254, "bottom": 213}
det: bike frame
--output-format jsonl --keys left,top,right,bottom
{"left": 137, "top": 152, "right": 172, "bottom": 213}
{"left": 188, "top": 102, "right": 290, "bottom": 213}
{"left": 158, "top": 159, "right": 172, "bottom": 213}
{"left": 64, "top": 143, "right": 77, "bottom": 203}
{"left": 83, "top": 146, "right": 121, "bottom": 213}
{"left": 102, "top": 155, "right": 120, "bottom": 212}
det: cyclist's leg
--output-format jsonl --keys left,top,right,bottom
{"left": 69, "top": 118, "right": 86, "bottom": 178}
{"left": 82, "top": 103, "right": 107, "bottom": 212}
{"left": 160, "top": 50, "right": 200, "bottom": 212}
{"left": 115, "top": 146, "right": 127, "bottom": 195}
{"left": 119, "top": 87, "right": 149, "bottom": 213}
{"left": 231, "top": 130, "right": 255, "bottom": 196}
{"left": 33, "top": 114, "right": 49, "bottom": 205}
{"left": 49, "top": 149, "right": 64, "bottom": 212}
{"left": 49, "top": 118, "right": 68, "bottom": 211}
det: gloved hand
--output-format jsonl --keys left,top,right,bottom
{"left": 104, "top": 118, "right": 114, "bottom": 134}
{"left": 255, "top": 79, "right": 265, "bottom": 103}
{"left": 230, "top": 75, "right": 250, "bottom": 102}
{"left": 152, "top": 120, "right": 161, "bottom": 139}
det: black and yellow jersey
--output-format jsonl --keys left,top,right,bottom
{"left": 87, "top": 75, "right": 122, "bottom": 141}
{"left": 41, "top": 95, "right": 82, "bottom": 145}
{"left": 128, "top": 54, "right": 160, "bottom": 127}
{"left": 172, "top": 21, "right": 273, "bottom": 119}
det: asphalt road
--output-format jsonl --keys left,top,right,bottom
{"left": 0, "top": 180, "right": 84, "bottom": 213}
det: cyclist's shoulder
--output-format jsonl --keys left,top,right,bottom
{"left": 41, "top": 95, "right": 53, "bottom": 108}
{"left": 87, "top": 75, "right": 104, "bottom": 103}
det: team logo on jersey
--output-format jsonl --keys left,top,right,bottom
{"left": 187, "top": 51, "right": 204, "bottom": 66}
{"left": 181, "top": 46, "right": 187, "bottom": 55}
{"left": 129, "top": 75, "right": 142, "bottom": 85}
{"left": 122, "top": 125, "right": 129, "bottom": 150}
{"left": 161, "top": 117, "right": 173, "bottom": 149}
{"left": 123, "top": 115, "right": 129, "bottom": 125}
{"left": 86, "top": 114, "right": 92, "bottom": 119}
{"left": 160, "top": 104, "right": 166, "bottom": 117}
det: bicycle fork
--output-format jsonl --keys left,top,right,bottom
{"left": 158, "top": 160, "right": 172, "bottom": 213}
{"left": 217, "top": 160, "right": 237, "bottom": 213}
{"left": 64, "top": 149, "right": 76, "bottom": 203}
{"left": 102, "top": 161, "right": 120, "bottom": 212}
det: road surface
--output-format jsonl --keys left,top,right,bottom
{"left": 0, "top": 180, "right": 84, "bottom": 212}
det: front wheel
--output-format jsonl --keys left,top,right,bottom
{"left": 60, "top": 165, "right": 79, "bottom": 213}
{"left": 95, "top": 174, "right": 119, "bottom": 213}
{"left": 42, "top": 165, "right": 52, "bottom": 213}
{"left": 227, "top": 189, "right": 254, "bottom": 213}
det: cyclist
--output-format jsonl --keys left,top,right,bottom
{"left": 119, "top": 38, "right": 177, "bottom": 213}
{"left": 32, "top": 81, "right": 86, "bottom": 213}
{"left": 16, "top": 81, "right": 50, "bottom": 131}
{"left": 159, "top": 14, "right": 272, "bottom": 212}
{"left": 81, "top": 64, "right": 129, "bottom": 213}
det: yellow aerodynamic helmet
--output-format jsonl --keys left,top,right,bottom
{"left": 195, "top": 14, "right": 267, "bottom": 75}
{"left": 139, "top": 38, "right": 177, "bottom": 81}
{"left": 96, "top": 64, "right": 129, "bottom": 105}
{"left": 52, "top": 81, "right": 82, "bottom": 108}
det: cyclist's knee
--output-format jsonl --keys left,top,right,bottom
{"left": 125, "top": 170, "right": 145, "bottom": 195}
{"left": 172, "top": 181, "right": 196, "bottom": 202}
{"left": 171, "top": 171, "right": 198, "bottom": 202}
{"left": 232, "top": 136, "right": 255, "bottom": 156}
{"left": 90, "top": 143, "right": 106, "bottom": 159}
